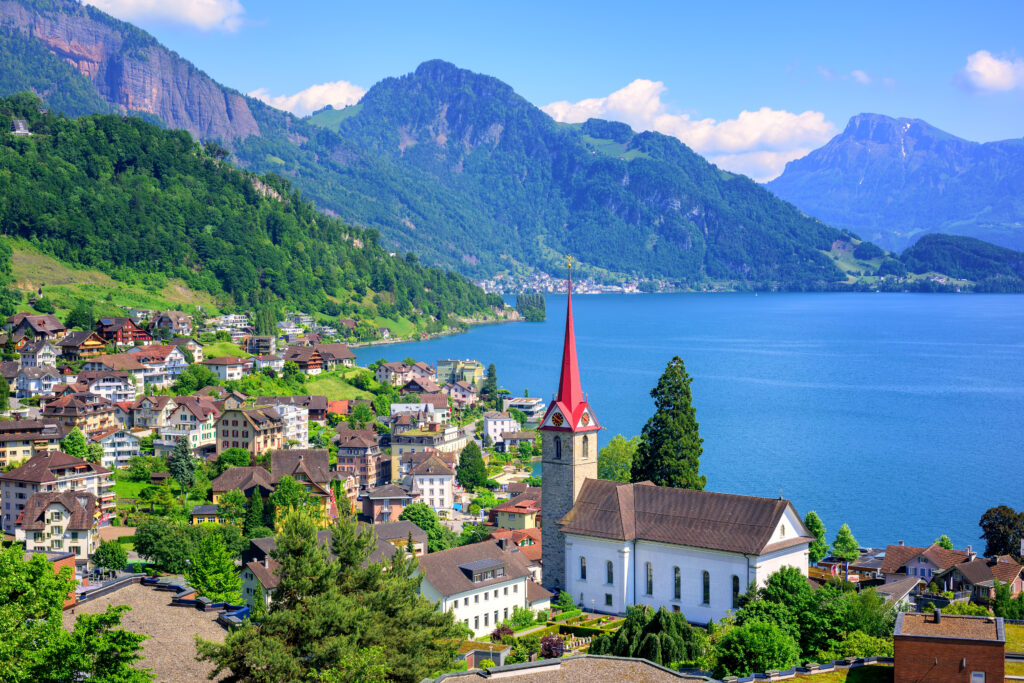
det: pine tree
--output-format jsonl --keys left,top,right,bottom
{"left": 456, "top": 441, "right": 487, "bottom": 490}
{"left": 167, "top": 436, "right": 196, "bottom": 505}
{"left": 244, "top": 490, "right": 265, "bottom": 536}
{"left": 60, "top": 427, "right": 88, "bottom": 460}
{"left": 631, "top": 356, "right": 705, "bottom": 489}
{"left": 185, "top": 532, "right": 242, "bottom": 604}
{"left": 0, "top": 375, "right": 9, "bottom": 413}
{"left": 804, "top": 511, "right": 828, "bottom": 564}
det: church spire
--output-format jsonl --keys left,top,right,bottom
{"left": 556, "top": 258, "right": 583, "bottom": 411}
{"left": 541, "top": 256, "right": 600, "bottom": 433}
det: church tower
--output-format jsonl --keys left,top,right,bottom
{"left": 540, "top": 261, "right": 600, "bottom": 591}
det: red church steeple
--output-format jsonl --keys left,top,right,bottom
{"left": 541, "top": 258, "right": 600, "bottom": 433}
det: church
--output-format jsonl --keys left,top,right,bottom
{"left": 539, "top": 265, "right": 813, "bottom": 624}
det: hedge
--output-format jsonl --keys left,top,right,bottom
{"left": 554, "top": 608, "right": 582, "bottom": 622}
{"left": 116, "top": 535, "right": 136, "bottom": 545}
{"left": 557, "top": 624, "right": 608, "bottom": 638}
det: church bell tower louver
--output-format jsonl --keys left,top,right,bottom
{"left": 539, "top": 259, "right": 600, "bottom": 591}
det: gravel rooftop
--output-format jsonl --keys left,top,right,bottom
{"left": 62, "top": 582, "right": 227, "bottom": 682}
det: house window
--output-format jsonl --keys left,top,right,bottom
{"left": 780, "top": 523, "right": 786, "bottom": 537}
{"left": 645, "top": 562, "right": 653, "bottom": 595}
{"left": 702, "top": 571, "right": 710, "bottom": 605}
{"left": 732, "top": 575, "right": 741, "bottom": 608}
{"left": 580, "top": 556, "right": 587, "bottom": 580}
{"left": 484, "top": 614, "right": 489, "bottom": 627}
{"left": 605, "top": 593, "right": 612, "bottom": 606}
{"left": 606, "top": 561, "right": 614, "bottom": 585}
{"left": 673, "top": 566, "right": 681, "bottom": 600}
{"left": 553, "top": 436, "right": 561, "bottom": 459}
{"left": 970, "top": 674, "right": 985, "bottom": 683}
{"left": 474, "top": 616, "right": 479, "bottom": 630}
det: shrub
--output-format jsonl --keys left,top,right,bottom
{"left": 490, "top": 625, "right": 514, "bottom": 643}
{"left": 540, "top": 634, "right": 564, "bottom": 659}
{"left": 555, "top": 608, "right": 582, "bottom": 622}
{"left": 478, "top": 658, "right": 496, "bottom": 669}
{"left": 508, "top": 605, "right": 536, "bottom": 631}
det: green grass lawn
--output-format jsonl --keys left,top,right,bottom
{"left": 112, "top": 470, "right": 148, "bottom": 501}
{"left": 802, "top": 666, "right": 893, "bottom": 683}
{"left": 1006, "top": 623, "right": 1024, "bottom": 653}
{"left": 307, "top": 373, "right": 374, "bottom": 400}
{"left": 203, "top": 340, "right": 251, "bottom": 359}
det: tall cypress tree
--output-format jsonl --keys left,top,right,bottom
{"left": 631, "top": 356, "right": 705, "bottom": 489}
{"left": 167, "top": 436, "right": 196, "bottom": 505}
{"left": 243, "top": 489, "right": 265, "bottom": 536}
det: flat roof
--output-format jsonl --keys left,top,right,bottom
{"left": 895, "top": 612, "right": 1004, "bottom": 642}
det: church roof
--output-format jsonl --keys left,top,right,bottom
{"left": 540, "top": 266, "right": 600, "bottom": 433}
{"left": 558, "top": 479, "right": 812, "bottom": 556}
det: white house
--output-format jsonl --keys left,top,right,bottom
{"left": 14, "top": 490, "right": 99, "bottom": 567}
{"left": 262, "top": 401, "right": 308, "bottom": 447}
{"left": 0, "top": 451, "right": 114, "bottom": 534}
{"left": 201, "top": 356, "right": 246, "bottom": 382}
{"left": 558, "top": 480, "right": 813, "bottom": 624}
{"left": 76, "top": 371, "right": 137, "bottom": 403}
{"left": 409, "top": 454, "right": 455, "bottom": 510}
{"left": 19, "top": 340, "right": 59, "bottom": 368}
{"left": 418, "top": 539, "right": 548, "bottom": 638}
{"left": 91, "top": 428, "right": 140, "bottom": 469}
{"left": 390, "top": 393, "right": 451, "bottom": 424}
{"left": 482, "top": 411, "right": 519, "bottom": 445}
{"left": 15, "top": 367, "right": 61, "bottom": 398}
{"left": 254, "top": 354, "right": 284, "bottom": 373}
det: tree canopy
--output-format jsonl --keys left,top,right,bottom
{"left": 631, "top": 356, "right": 705, "bottom": 489}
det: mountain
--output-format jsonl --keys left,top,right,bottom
{"left": 767, "top": 113, "right": 1024, "bottom": 252}
{"left": 0, "top": 93, "right": 502, "bottom": 330}
{"left": 0, "top": 1, "right": 863, "bottom": 288}
{"left": 899, "top": 234, "right": 1024, "bottom": 292}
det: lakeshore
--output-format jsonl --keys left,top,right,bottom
{"left": 356, "top": 292, "right": 1024, "bottom": 549}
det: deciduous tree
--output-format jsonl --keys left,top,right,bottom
{"left": 714, "top": 620, "right": 800, "bottom": 677}
{"left": 804, "top": 511, "right": 828, "bottom": 564}
{"left": 218, "top": 488, "right": 248, "bottom": 526}
{"left": 399, "top": 502, "right": 455, "bottom": 552}
{"left": 979, "top": 505, "right": 1024, "bottom": 562}
{"left": 598, "top": 434, "right": 638, "bottom": 482}
{"left": 934, "top": 534, "right": 954, "bottom": 550}
{"left": 92, "top": 540, "right": 128, "bottom": 571}
{"left": 631, "top": 356, "right": 705, "bottom": 490}
{"left": 186, "top": 532, "right": 242, "bottom": 604}
{"left": 60, "top": 427, "right": 88, "bottom": 460}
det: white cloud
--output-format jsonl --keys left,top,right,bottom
{"left": 542, "top": 79, "right": 836, "bottom": 181}
{"left": 850, "top": 69, "right": 872, "bottom": 85}
{"left": 86, "top": 0, "right": 245, "bottom": 31}
{"left": 958, "top": 50, "right": 1024, "bottom": 92}
{"left": 249, "top": 80, "right": 366, "bottom": 117}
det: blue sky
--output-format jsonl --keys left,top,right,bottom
{"left": 88, "top": 1, "right": 1024, "bottom": 180}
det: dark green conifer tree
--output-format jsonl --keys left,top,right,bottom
{"left": 631, "top": 356, "right": 705, "bottom": 489}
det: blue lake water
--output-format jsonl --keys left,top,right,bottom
{"left": 356, "top": 293, "right": 1024, "bottom": 549}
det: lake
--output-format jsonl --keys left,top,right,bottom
{"left": 356, "top": 293, "right": 1024, "bottom": 550}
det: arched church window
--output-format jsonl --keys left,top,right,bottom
{"left": 582, "top": 435, "right": 589, "bottom": 458}
{"left": 554, "top": 436, "right": 562, "bottom": 459}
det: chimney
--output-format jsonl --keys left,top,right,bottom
{"left": 933, "top": 608, "right": 941, "bottom": 624}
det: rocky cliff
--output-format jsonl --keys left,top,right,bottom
{"left": 0, "top": 0, "right": 259, "bottom": 141}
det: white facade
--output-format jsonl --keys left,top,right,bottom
{"left": 1, "top": 466, "right": 112, "bottom": 534}
{"left": 272, "top": 403, "right": 309, "bottom": 447}
{"left": 414, "top": 471, "right": 454, "bottom": 511}
{"left": 391, "top": 400, "right": 451, "bottom": 424}
{"left": 421, "top": 574, "right": 530, "bottom": 639}
{"left": 15, "top": 369, "right": 61, "bottom": 398}
{"left": 94, "top": 430, "right": 140, "bottom": 469}
{"left": 205, "top": 360, "right": 244, "bottom": 382}
{"left": 83, "top": 376, "right": 137, "bottom": 403}
{"left": 562, "top": 505, "right": 810, "bottom": 624}
{"left": 20, "top": 342, "right": 59, "bottom": 368}
{"left": 483, "top": 413, "right": 519, "bottom": 444}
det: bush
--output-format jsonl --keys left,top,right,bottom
{"left": 554, "top": 608, "right": 582, "bottom": 622}
{"left": 540, "top": 634, "right": 564, "bottom": 659}
{"left": 490, "top": 625, "right": 514, "bottom": 643}
{"left": 554, "top": 591, "right": 576, "bottom": 612}
{"left": 508, "top": 605, "right": 536, "bottom": 631}
{"left": 478, "top": 658, "right": 496, "bottom": 669}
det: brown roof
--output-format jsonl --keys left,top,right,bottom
{"left": 42, "top": 393, "right": 115, "bottom": 417}
{"left": 171, "top": 396, "right": 220, "bottom": 421}
{"left": 488, "top": 527, "right": 543, "bottom": 545}
{"left": 128, "top": 345, "right": 180, "bottom": 363}
{"left": 526, "top": 578, "right": 553, "bottom": 604}
{"left": 483, "top": 411, "right": 512, "bottom": 420}
{"left": 59, "top": 330, "right": 106, "bottom": 348}
{"left": 413, "top": 392, "right": 448, "bottom": 409}
{"left": 8, "top": 313, "right": 65, "bottom": 335}
{"left": 314, "top": 343, "right": 355, "bottom": 361}
{"left": 245, "top": 558, "right": 282, "bottom": 591}
{"left": 334, "top": 428, "right": 379, "bottom": 450}
{"left": 0, "top": 450, "right": 109, "bottom": 483}
{"left": 949, "top": 556, "right": 1023, "bottom": 587}
{"left": 271, "top": 449, "right": 331, "bottom": 486}
{"left": 895, "top": 612, "right": 1003, "bottom": 641}
{"left": 0, "top": 420, "right": 63, "bottom": 442}
{"left": 365, "top": 483, "right": 417, "bottom": 499}
{"left": 500, "top": 430, "right": 536, "bottom": 441}
{"left": 418, "top": 540, "right": 534, "bottom": 598}
{"left": 559, "top": 479, "right": 811, "bottom": 555}
{"left": 133, "top": 395, "right": 176, "bottom": 411}
{"left": 411, "top": 454, "right": 455, "bottom": 476}
{"left": 372, "top": 520, "right": 428, "bottom": 546}
{"left": 880, "top": 543, "right": 970, "bottom": 575}
{"left": 88, "top": 354, "right": 146, "bottom": 371}
{"left": 202, "top": 355, "right": 245, "bottom": 366}
{"left": 495, "top": 497, "right": 541, "bottom": 515}
{"left": 402, "top": 379, "right": 443, "bottom": 395}
{"left": 260, "top": 395, "right": 328, "bottom": 412}
{"left": 210, "top": 466, "right": 274, "bottom": 494}
{"left": 16, "top": 491, "right": 96, "bottom": 531}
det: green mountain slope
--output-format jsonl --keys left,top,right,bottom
{"left": 900, "top": 234, "right": 1024, "bottom": 291}
{"left": 0, "top": 93, "right": 502, "bottom": 326}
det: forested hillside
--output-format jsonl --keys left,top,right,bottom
{"left": 899, "top": 234, "right": 1024, "bottom": 292}
{"left": 0, "top": 93, "right": 502, "bottom": 325}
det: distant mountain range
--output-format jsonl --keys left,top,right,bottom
{"left": 2, "top": 0, "right": 1022, "bottom": 292}
{"left": 767, "top": 113, "right": 1024, "bottom": 252}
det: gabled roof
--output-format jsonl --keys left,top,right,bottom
{"left": 20, "top": 339, "right": 57, "bottom": 355}
{"left": 59, "top": 330, "right": 106, "bottom": 347}
{"left": 494, "top": 497, "right": 540, "bottom": 515}
{"left": 365, "top": 483, "right": 417, "bottom": 499}
{"left": 127, "top": 344, "right": 180, "bottom": 362}
{"left": 373, "top": 520, "right": 428, "bottom": 546}
{"left": 202, "top": 355, "right": 245, "bottom": 366}
{"left": 526, "top": 579, "right": 553, "bottom": 604}
{"left": 314, "top": 343, "right": 355, "bottom": 361}
{"left": 875, "top": 576, "right": 924, "bottom": 605}
{"left": 483, "top": 411, "right": 511, "bottom": 420}
{"left": 559, "top": 479, "right": 811, "bottom": 556}
{"left": 133, "top": 395, "right": 176, "bottom": 411}
{"left": 171, "top": 396, "right": 220, "bottom": 421}
{"left": 0, "top": 451, "right": 109, "bottom": 483}
{"left": 87, "top": 354, "right": 146, "bottom": 371}
{"left": 43, "top": 393, "right": 115, "bottom": 416}
{"left": 16, "top": 491, "right": 96, "bottom": 531}
{"left": 8, "top": 313, "right": 65, "bottom": 335}
{"left": 411, "top": 454, "right": 455, "bottom": 476}
{"left": 333, "top": 428, "right": 379, "bottom": 450}
{"left": 880, "top": 543, "right": 970, "bottom": 575}
{"left": 17, "top": 366, "right": 60, "bottom": 380}
{"left": 210, "top": 466, "right": 273, "bottom": 494}
{"left": 270, "top": 449, "right": 331, "bottom": 486}
{"left": 95, "top": 317, "right": 141, "bottom": 333}
{"left": 946, "top": 556, "right": 1023, "bottom": 588}
{"left": 418, "top": 540, "right": 533, "bottom": 598}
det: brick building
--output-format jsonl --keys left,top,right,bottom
{"left": 893, "top": 611, "right": 1005, "bottom": 683}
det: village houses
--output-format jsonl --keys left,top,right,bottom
{"left": 14, "top": 491, "right": 100, "bottom": 569}
{"left": 201, "top": 356, "right": 246, "bottom": 382}
{"left": 0, "top": 451, "right": 114, "bottom": 534}
{"left": 216, "top": 407, "right": 285, "bottom": 455}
